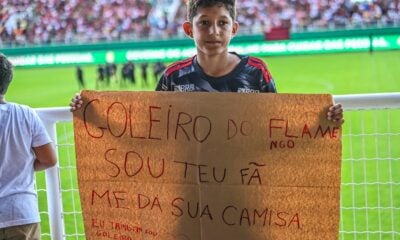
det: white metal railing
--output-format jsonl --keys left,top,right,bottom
{"left": 334, "top": 92, "right": 400, "bottom": 110}
{"left": 36, "top": 107, "right": 72, "bottom": 240}
{"left": 35, "top": 92, "right": 400, "bottom": 239}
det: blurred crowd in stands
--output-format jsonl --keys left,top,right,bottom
{"left": 0, "top": 0, "right": 399, "bottom": 46}
{"left": 235, "top": 0, "right": 400, "bottom": 34}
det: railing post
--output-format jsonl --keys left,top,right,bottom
{"left": 36, "top": 108, "right": 71, "bottom": 240}
{"left": 42, "top": 120, "right": 65, "bottom": 240}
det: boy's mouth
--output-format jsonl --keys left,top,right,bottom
{"left": 205, "top": 41, "right": 222, "bottom": 45}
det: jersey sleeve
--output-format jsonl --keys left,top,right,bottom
{"left": 247, "top": 56, "right": 277, "bottom": 93}
{"left": 260, "top": 77, "right": 277, "bottom": 93}
{"left": 257, "top": 62, "right": 277, "bottom": 93}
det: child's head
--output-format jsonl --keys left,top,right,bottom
{"left": 187, "top": 0, "right": 236, "bottom": 23}
{"left": 183, "top": 0, "right": 239, "bottom": 56}
{"left": 0, "top": 54, "right": 13, "bottom": 95}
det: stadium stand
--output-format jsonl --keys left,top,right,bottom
{"left": 0, "top": 0, "right": 399, "bottom": 46}
{"left": 234, "top": 0, "right": 400, "bottom": 34}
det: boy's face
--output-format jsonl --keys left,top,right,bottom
{"left": 183, "top": 4, "right": 238, "bottom": 56}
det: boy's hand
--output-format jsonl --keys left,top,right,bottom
{"left": 327, "top": 103, "right": 344, "bottom": 125}
{"left": 70, "top": 93, "right": 83, "bottom": 112}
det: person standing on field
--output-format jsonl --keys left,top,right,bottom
{"left": 141, "top": 62, "right": 148, "bottom": 87}
{"left": 76, "top": 66, "right": 85, "bottom": 89}
{"left": 0, "top": 53, "right": 57, "bottom": 239}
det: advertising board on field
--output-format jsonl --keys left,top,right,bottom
{"left": 8, "top": 35, "right": 400, "bottom": 67}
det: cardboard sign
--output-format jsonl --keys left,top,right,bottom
{"left": 73, "top": 90, "right": 342, "bottom": 240}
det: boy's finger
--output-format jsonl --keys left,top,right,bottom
{"left": 327, "top": 113, "right": 344, "bottom": 121}
{"left": 335, "top": 118, "right": 345, "bottom": 125}
{"left": 332, "top": 107, "right": 343, "bottom": 115}
{"left": 333, "top": 113, "right": 343, "bottom": 120}
{"left": 327, "top": 107, "right": 343, "bottom": 116}
{"left": 71, "top": 99, "right": 83, "bottom": 104}
{"left": 329, "top": 103, "right": 342, "bottom": 111}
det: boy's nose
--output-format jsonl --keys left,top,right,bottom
{"left": 209, "top": 23, "right": 220, "bottom": 35}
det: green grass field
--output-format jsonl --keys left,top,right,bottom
{"left": 6, "top": 50, "right": 400, "bottom": 240}
{"left": 7, "top": 50, "right": 400, "bottom": 107}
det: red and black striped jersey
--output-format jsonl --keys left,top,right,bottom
{"left": 155, "top": 52, "right": 277, "bottom": 93}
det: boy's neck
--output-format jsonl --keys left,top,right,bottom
{"left": 0, "top": 95, "right": 6, "bottom": 104}
{"left": 197, "top": 52, "right": 240, "bottom": 77}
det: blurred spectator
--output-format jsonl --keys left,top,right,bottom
{"left": 0, "top": 0, "right": 399, "bottom": 46}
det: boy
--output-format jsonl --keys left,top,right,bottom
{"left": 155, "top": 0, "right": 276, "bottom": 93}
{"left": 71, "top": 0, "right": 343, "bottom": 123}
{"left": 0, "top": 53, "right": 57, "bottom": 239}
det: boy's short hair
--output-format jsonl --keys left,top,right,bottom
{"left": 0, "top": 54, "right": 13, "bottom": 95}
{"left": 187, "top": 0, "right": 236, "bottom": 23}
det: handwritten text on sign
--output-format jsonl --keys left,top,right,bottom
{"left": 73, "top": 91, "right": 342, "bottom": 240}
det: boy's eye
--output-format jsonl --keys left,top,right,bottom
{"left": 197, "top": 19, "right": 229, "bottom": 28}
{"left": 219, "top": 21, "right": 228, "bottom": 26}
{"left": 200, "top": 20, "right": 209, "bottom": 26}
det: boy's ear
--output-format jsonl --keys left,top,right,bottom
{"left": 183, "top": 21, "right": 193, "bottom": 38}
{"left": 232, "top": 21, "right": 239, "bottom": 36}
